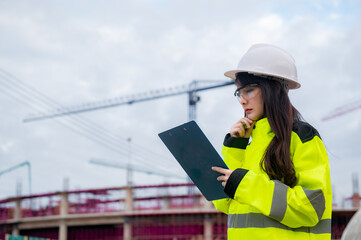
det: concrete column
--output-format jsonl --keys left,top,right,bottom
{"left": 60, "top": 192, "right": 69, "bottom": 216}
{"left": 59, "top": 192, "right": 68, "bottom": 240}
{"left": 14, "top": 199, "right": 21, "bottom": 220}
{"left": 203, "top": 214, "right": 213, "bottom": 240}
{"left": 125, "top": 187, "right": 133, "bottom": 211}
{"left": 163, "top": 196, "right": 170, "bottom": 210}
{"left": 59, "top": 221, "right": 67, "bottom": 240}
{"left": 123, "top": 218, "right": 132, "bottom": 240}
{"left": 12, "top": 198, "right": 21, "bottom": 237}
{"left": 11, "top": 224, "right": 19, "bottom": 236}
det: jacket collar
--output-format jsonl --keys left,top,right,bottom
{"left": 251, "top": 118, "right": 273, "bottom": 139}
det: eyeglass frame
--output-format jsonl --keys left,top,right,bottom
{"left": 234, "top": 83, "right": 260, "bottom": 102}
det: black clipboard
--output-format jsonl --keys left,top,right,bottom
{"left": 158, "top": 121, "right": 229, "bottom": 201}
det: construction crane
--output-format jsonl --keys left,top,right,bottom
{"left": 23, "top": 80, "right": 234, "bottom": 122}
{"left": 0, "top": 161, "right": 32, "bottom": 195}
{"left": 22, "top": 80, "right": 233, "bottom": 187}
{"left": 322, "top": 99, "right": 361, "bottom": 121}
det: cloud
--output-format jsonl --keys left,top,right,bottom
{"left": 1, "top": 141, "right": 14, "bottom": 153}
{"left": 0, "top": 0, "right": 360, "bottom": 205}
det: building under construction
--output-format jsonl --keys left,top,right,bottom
{"left": 2, "top": 75, "right": 361, "bottom": 239}
{"left": 0, "top": 182, "right": 360, "bottom": 240}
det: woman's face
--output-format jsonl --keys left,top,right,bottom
{"left": 236, "top": 84, "right": 264, "bottom": 121}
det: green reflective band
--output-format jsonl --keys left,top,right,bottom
{"left": 228, "top": 213, "right": 331, "bottom": 234}
{"left": 269, "top": 180, "right": 288, "bottom": 221}
{"left": 302, "top": 187, "right": 326, "bottom": 220}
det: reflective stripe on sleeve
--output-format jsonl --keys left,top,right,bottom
{"left": 228, "top": 213, "right": 331, "bottom": 234}
{"left": 302, "top": 187, "right": 326, "bottom": 220}
{"left": 269, "top": 180, "right": 288, "bottom": 221}
{"left": 269, "top": 181, "right": 326, "bottom": 222}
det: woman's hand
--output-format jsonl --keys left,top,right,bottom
{"left": 212, "top": 166, "right": 234, "bottom": 187}
{"left": 230, "top": 118, "right": 255, "bottom": 138}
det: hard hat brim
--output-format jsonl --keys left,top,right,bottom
{"left": 224, "top": 70, "right": 301, "bottom": 89}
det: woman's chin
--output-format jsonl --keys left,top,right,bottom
{"left": 248, "top": 115, "right": 263, "bottom": 121}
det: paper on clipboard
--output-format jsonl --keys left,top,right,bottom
{"left": 158, "top": 121, "right": 229, "bottom": 201}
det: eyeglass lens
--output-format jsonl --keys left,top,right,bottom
{"left": 235, "top": 85, "right": 259, "bottom": 101}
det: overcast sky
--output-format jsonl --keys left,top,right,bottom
{"left": 0, "top": 0, "right": 360, "bottom": 206}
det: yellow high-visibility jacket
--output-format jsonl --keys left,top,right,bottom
{"left": 213, "top": 118, "right": 332, "bottom": 239}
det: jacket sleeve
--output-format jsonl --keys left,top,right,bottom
{"left": 212, "top": 134, "right": 249, "bottom": 214}
{"left": 224, "top": 133, "right": 331, "bottom": 228}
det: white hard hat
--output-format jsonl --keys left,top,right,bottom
{"left": 224, "top": 44, "right": 301, "bottom": 89}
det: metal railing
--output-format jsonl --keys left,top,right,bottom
{"left": 0, "top": 183, "right": 210, "bottom": 221}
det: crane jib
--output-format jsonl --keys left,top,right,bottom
{"left": 23, "top": 80, "right": 234, "bottom": 122}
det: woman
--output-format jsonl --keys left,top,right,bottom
{"left": 212, "top": 44, "right": 332, "bottom": 239}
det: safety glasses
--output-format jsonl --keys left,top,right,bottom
{"left": 234, "top": 83, "right": 260, "bottom": 102}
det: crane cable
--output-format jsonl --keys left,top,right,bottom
{"left": 0, "top": 69, "right": 182, "bottom": 174}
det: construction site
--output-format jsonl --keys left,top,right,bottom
{"left": 1, "top": 77, "right": 361, "bottom": 240}
{"left": 1, "top": 1, "right": 361, "bottom": 240}
{"left": 0, "top": 180, "right": 360, "bottom": 239}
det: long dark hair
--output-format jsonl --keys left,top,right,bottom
{"left": 236, "top": 72, "right": 301, "bottom": 187}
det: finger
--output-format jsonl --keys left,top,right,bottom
{"left": 236, "top": 118, "right": 246, "bottom": 124}
{"left": 234, "top": 118, "right": 246, "bottom": 126}
{"left": 231, "top": 130, "right": 241, "bottom": 138}
{"left": 212, "top": 166, "right": 229, "bottom": 175}
{"left": 243, "top": 118, "right": 254, "bottom": 123}
{"left": 217, "top": 175, "right": 227, "bottom": 181}
{"left": 234, "top": 126, "right": 246, "bottom": 135}
{"left": 245, "top": 120, "right": 256, "bottom": 132}
{"left": 246, "top": 118, "right": 255, "bottom": 125}
{"left": 236, "top": 127, "right": 245, "bottom": 137}
{"left": 231, "top": 123, "right": 243, "bottom": 131}
{"left": 242, "top": 121, "right": 251, "bottom": 129}
{"left": 242, "top": 118, "right": 254, "bottom": 128}
{"left": 236, "top": 118, "right": 253, "bottom": 130}
{"left": 221, "top": 181, "right": 226, "bottom": 187}
{"left": 233, "top": 122, "right": 243, "bottom": 129}
{"left": 211, "top": 166, "right": 227, "bottom": 174}
{"left": 237, "top": 118, "right": 253, "bottom": 125}
{"left": 233, "top": 123, "right": 245, "bottom": 133}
